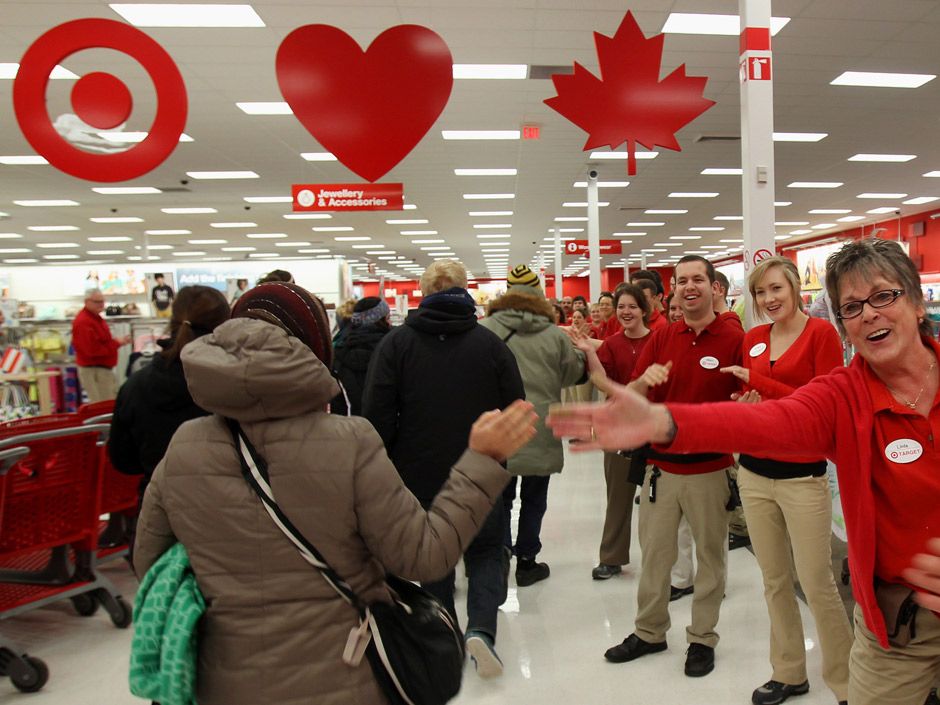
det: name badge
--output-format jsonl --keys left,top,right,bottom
{"left": 749, "top": 342, "right": 767, "bottom": 358}
{"left": 884, "top": 438, "right": 923, "bottom": 464}
{"left": 699, "top": 356, "right": 719, "bottom": 370}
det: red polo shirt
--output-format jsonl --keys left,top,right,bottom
{"left": 863, "top": 341, "right": 940, "bottom": 589}
{"left": 647, "top": 308, "right": 668, "bottom": 332}
{"left": 631, "top": 314, "right": 744, "bottom": 474}
{"left": 597, "top": 330, "right": 651, "bottom": 385}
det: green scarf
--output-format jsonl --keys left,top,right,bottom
{"left": 129, "top": 543, "right": 205, "bottom": 705}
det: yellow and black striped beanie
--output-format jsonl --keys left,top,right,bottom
{"left": 506, "top": 264, "right": 541, "bottom": 289}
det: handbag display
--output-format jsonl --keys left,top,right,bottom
{"left": 226, "top": 419, "right": 465, "bottom": 705}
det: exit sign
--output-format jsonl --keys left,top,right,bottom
{"left": 522, "top": 125, "right": 540, "bottom": 140}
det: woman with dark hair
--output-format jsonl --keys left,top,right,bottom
{"left": 331, "top": 297, "right": 391, "bottom": 416}
{"left": 133, "top": 282, "right": 536, "bottom": 705}
{"left": 552, "top": 303, "right": 567, "bottom": 325}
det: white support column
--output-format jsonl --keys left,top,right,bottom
{"left": 739, "top": 0, "right": 778, "bottom": 327}
{"left": 587, "top": 172, "right": 601, "bottom": 302}
{"left": 553, "top": 227, "right": 563, "bottom": 299}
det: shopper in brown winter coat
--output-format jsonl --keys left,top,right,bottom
{"left": 133, "top": 282, "right": 536, "bottom": 705}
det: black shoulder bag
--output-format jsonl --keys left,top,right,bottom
{"left": 226, "top": 419, "right": 465, "bottom": 705}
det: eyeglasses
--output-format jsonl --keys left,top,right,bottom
{"left": 836, "top": 288, "right": 904, "bottom": 320}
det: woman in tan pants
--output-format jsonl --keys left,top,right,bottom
{"left": 720, "top": 257, "right": 852, "bottom": 705}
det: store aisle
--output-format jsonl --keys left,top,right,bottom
{"left": 2, "top": 446, "right": 841, "bottom": 705}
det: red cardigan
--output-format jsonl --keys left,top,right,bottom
{"left": 71, "top": 307, "right": 121, "bottom": 367}
{"left": 666, "top": 337, "right": 940, "bottom": 648}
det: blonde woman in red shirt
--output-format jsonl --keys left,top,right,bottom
{"left": 719, "top": 256, "right": 852, "bottom": 705}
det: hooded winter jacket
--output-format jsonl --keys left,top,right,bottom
{"left": 133, "top": 318, "right": 510, "bottom": 705}
{"left": 362, "top": 293, "right": 524, "bottom": 504}
{"left": 330, "top": 322, "right": 390, "bottom": 416}
{"left": 480, "top": 289, "right": 586, "bottom": 475}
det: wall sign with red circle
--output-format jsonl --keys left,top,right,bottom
{"left": 753, "top": 248, "right": 773, "bottom": 265}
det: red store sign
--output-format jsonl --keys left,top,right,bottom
{"left": 292, "top": 183, "right": 404, "bottom": 212}
{"left": 564, "top": 239, "right": 623, "bottom": 256}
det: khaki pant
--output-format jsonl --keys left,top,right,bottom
{"left": 635, "top": 466, "right": 730, "bottom": 647}
{"left": 671, "top": 516, "right": 695, "bottom": 589}
{"left": 77, "top": 366, "right": 117, "bottom": 403}
{"left": 849, "top": 604, "right": 940, "bottom": 705}
{"left": 728, "top": 463, "right": 748, "bottom": 537}
{"left": 738, "top": 468, "right": 853, "bottom": 700}
{"left": 598, "top": 452, "right": 637, "bottom": 566}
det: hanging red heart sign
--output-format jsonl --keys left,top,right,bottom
{"left": 276, "top": 24, "right": 453, "bottom": 183}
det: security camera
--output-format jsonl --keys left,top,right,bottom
{"left": 588, "top": 169, "right": 599, "bottom": 180}
{"left": 110, "top": 207, "right": 118, "bottom": 213}
{"left": 244, "top": 205, "right": 251, "bottom": 210}
{"left": 180, "top": 179, "right": 189, "bottom": 186}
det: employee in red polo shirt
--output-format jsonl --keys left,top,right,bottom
{"left": 547, "top": 239, "right": 939, "bottom": 705}
{"left": 71, "top": 288, "right": 131, "bottom": 402}
{"left": 600, "top": 255, "right": 743, "bottom": 679}
{"left": 630, "top": 278, "right": 669, "bottom": 333}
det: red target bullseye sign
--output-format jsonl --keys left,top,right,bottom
{"left": 13, "top": 18, "right": 187, "bottom": 182}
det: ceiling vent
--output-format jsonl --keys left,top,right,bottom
{"left": 529, "top": 65, "right": 575, "bottom": 80}
{"left": 694, "top": 134, "right": 741, "bottom": 143}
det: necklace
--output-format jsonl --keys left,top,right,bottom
{"left": 887, "top": 359, "right": 937, "bottom": 409}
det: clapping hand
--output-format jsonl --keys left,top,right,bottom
{"left": 468, "top": 400, "right": 538, "bottom": 462}
{"left": 720, "top": 365, "right": 750, "bottom": 385}
{"left": 731, "top": 390, "right": 762, "bottom": 403}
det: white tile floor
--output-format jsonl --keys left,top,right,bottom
{"left": 1, "top": 446, "right": 844, "bottom": 705}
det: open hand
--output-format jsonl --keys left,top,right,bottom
{"left": 731, "top": 390, "right": 762, "bottom": 403}
{"left": 902, "top": 537, "right": 940, "bottom": 612}
{"left": 469, "top": 400, "right": 538, "bottom": 462}
{"left": 638, "top": 361, "right": 672, "bottom": 388}
{"left": 720, "top": 365, "right": 750, "bottom": 384}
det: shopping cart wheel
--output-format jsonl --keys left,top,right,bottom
{"left": 109, "top": 597, "right": 133, "bottom": 629}
{"left": 71, "top": 593, "right": 99, "bottom": 617}
{"left": 10, "top": 656, "right": 48, "bottom": 693}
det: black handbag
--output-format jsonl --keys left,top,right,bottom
{"left": 226, "top": 419, "right": 465, "bottom": 705}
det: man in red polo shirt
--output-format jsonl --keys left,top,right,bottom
{"left": 71, "top": 288, "right": 131, "bottom": 402}
{"left": 603, "top": 255, "right": 743, "bottom": 679}
{"left": 629, "top": 278, "right": 669, "bottom": 333}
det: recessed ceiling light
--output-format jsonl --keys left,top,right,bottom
{"left": 452, "top": 64, "right": 528, "bottom": 79}
{"left": 221, "top": 246, "right": 256, "bottom": 252}
{"left": 187, "top": 171, "right": 259, "bottom": 180}
{"left": 627, "top": 222, "right": 665, "bottom": 227}
{"left": 28, "top": 225, "right": 79, "bottom": 232}
{"left": 646, "top": 209, "right": 687, "bottom": 214}
{"left": 454, "top": 168, "right": 518, "bottom": 176}
{"left": 903, "top": 196, "right": 940, "bottom": 205}
{"left": 283, "top": 213, "right": 332, "bottom": 220}
{"left": 867, "top": 207, "right": 899, "bottom": 214}
{"left": 351, "top": 244, "right": 377, "bottom": 249}
{"left": 387, "top": 219, "right": 428, "bottom": 225}
{"left": 89, "top": 236, "right": 133, "bottom": 242}
{"left": 772, "top": 132, "right": 828, "bottom": 142}
{"left": 701, "top": 168, "right": 742, "bottom": 175}
{"left": 162, "top": 207, "right": 217, "bottom": 214}
{"left": 573, "top": 181, "right": 630, "bottom": 188}
{"left": 662, "top": 13, "right": 790, "bottom": 35}
{"left": 477, "top": 234, "right": 512, "bottom": 238}
{"left": 811, "top": 223, "right": 837, "bottom": 230}
{"left": 848, "top": 154, "right": 917, "bottom": 162}
{"left": 14, "top": 199, "right": 79, "bottom": 206}
{"left": 858, "top": 193, "right": 907, "bottom": 199}
{"left": 400, "top": 230, "right": 438, "bottom": 235}
{"left": 719, "top": 239, "right": 744, "bottom": 243}
{"left": 0, "top": 155, "right": 49, "bottom": 165}
{"left": 831, "top": 71, "right": 935, "bottom": 88}
{"left": 312, "top": 226, "right": 354, "bottom": 232}
{"left": 0, "top": 63, "right": 78, "bottom": 79}
{"left": 246, "top": 233, "right": 287, "bottom": 239}
{"left": 671, "top": 236, "right": 702, "bottom": 240}
{"left": 714, "top": 215, "right": 743, "bottom": 221}
{"left": 170, "top": 251, "right": 207, "bottom": 257}
{"left": 210, "top": 222, "right": 257, "bottom": 228}
{"left": 473, "top": 224, "right": 511, "bottom": 229}
{"left": 701, "top": 245, "right": 727, "bottom": 249}
{"left": 788, "top": 182, "right": 843, "bottom": 189}
{"left": 589, "top": 151, "right": 658, "bottom": 160}
{"left": 98, "top": 131, "right": 192, "bottom": 143}
{"left": 298, "top": 249, "right": 331, "bottom": 254}
{"left": 469, "top": 211, "right": 513, "bottom": 216}
{"left": 189, "top": 239, "right": 228, "bottom": 245}
{"left": 790, "top": 229, "right": 813, "bottom": 235}
{"left": 775, "top": 221, "right": 810, "bottom": 226}
{"left": 0, "top": 248, "right": 31, "bottom": 254}
{"left": 0, "top": 233, "right": 23, "bottom": 239}
{"left": 837, "top": 215, "right": 866, "bottom": 222}
{"left": 43, "top": 254, "right": 80, "bottom": 260}
{"left": 275, "top": 241, "right": 314, "bottom": 247}
{"left": 334, "top": 236, "right": 370, "bottom": 241}
{"left": 689, "top": 227, "right": 724, "bottom": 231}
{"left": 93, "top": 187, "right": 161, "bottom": 195}
{"left": 808, "top": 209, "right": 851, "bottom": 215}
{"left": 462, "top": 193, "right": 514, "bottom": 200}
{"left": 110, "top": 3, "right": 265, "bottom": 27}
{"left": 248, "top": 253, "right": 280, "bottom": 258}
{"left": 555, "top": 217, "right": 588, "bottom": 222}
{"left": 411, "top": 239, "right": 445, "bottom": 244}
{"left": 244, "top": 196, "right": 292, "bottom": 203}
{"left": 775, "top": 201, "right": 792, "bottom": 206}
{"left": 87, "top": 250, "right": 125, "bottom": 255}
{"left": 442, "top": 130, "right": 520, "bottom": 140}
{"left": 774, "top": 235, "right": 791, "bottom": 240}
{"left": 3, "top": 258, "right": 38, "bottom": 263}
{"left": 668, "top": 192, "right": 719, "bottom": 198}
{"left": 612, "top": 232, "right": 646, "bottom": 237}
{"left": 90, "top": 216, "right": 144, "bottom": 223}
{"left": 145, "top": 245, "right": 174, "bottom": 250}
{"left": 36, "top": 242, "right": 80, "bottom": 248}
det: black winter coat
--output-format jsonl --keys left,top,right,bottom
{"left": 330, "top": 323, "right": 389, "bottom": 416}
{"left": 362, "top": 301, "right": 525, "bottom": 504}
{"left": 109, "top": 341, "right": 210, "bottom": 484}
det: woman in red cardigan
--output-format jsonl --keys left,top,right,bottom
{"left": 548, "top": 239, "right": 940, "bottom": 705}
{"left": 719, "top": 256, "right": 852, "bottom": 705}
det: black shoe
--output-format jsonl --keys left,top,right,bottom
{"left": 634, "top": 495, "right": 640, "bottom": 505}
{"left": 684, "top": 643, "right": 714, "bottom": 677}
{"left": 751, "top": 679, "right": 810, "bottom": 705}
{"left": 729, "top": 533, "right": 752, "bottom": 550}
{"left": 604, "top": 633, "right": 667, "bottom": 663}
{"left": 516, "top": 557, "right": 550, "bottom": 586}
{"left": 925, "top": 690, "right": 939, "bottom": 705}
{"left": 592, "top": 563, "right": 622, "bottom": 580}
{"left": 670, "top": 585, "right": 694, "bottom": 601}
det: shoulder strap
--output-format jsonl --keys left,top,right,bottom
{"left": 224, "top": 418, "right": 362, "bottom": 610}
{"left": 501, "top": 329, "right": 517, "bottom": 344}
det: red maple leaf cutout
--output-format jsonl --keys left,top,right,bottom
{"left": 545, "top": 11, "right": 716, "bottom": 175}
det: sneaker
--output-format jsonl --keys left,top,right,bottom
{"left": 729, "top": 533, "right": 752, "bottom": 551}
{"left": 604, "top": 633, "right": 667, "bottom": 663}
{"left": 465, "top": 630, "right": 503, "bottom": 679}
{"left": 670, "top": 585, "right": 694, "bottom": 601}
{"left": 516, "top": 557, "right": 550, "bottom": 586}
{"left": 751, "top": 680, "right": 810, "bottom": 705}
{"left": 592, "top": 563, "right": 622, "bottom": 580}
{"left": 684, "top": 643, "right": 715, "bottom": 677}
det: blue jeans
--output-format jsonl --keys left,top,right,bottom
{"left": 502, "top": 475, "right": 550, "bottom": 559}
{"left": 421, "top": 499, "right": 507, "bottom": 639}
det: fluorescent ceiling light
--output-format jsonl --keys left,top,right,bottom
{"left": 400, "top": 230, "right": 438, "bottom": 235}
{"left": 837, "top": 215, "right": 866, "bottom": 222}
{"left": 612, "top": 232, "right": 646, "bottom": 237}
{"left": 831, "top": 71, "right": 935, "bottom": 88}
{"left": 352, "top": 244, "right": 377, "bottom": 249}
{"left": 210, "top": 221, "right": 257, "bottom": 228}
{"left": 452, "top": 64, "right": 527, "bottom": 79}
{"left": 146, "top": 229, "right": 190, "bottom": 235}
{"left": 671, "top": 236, "right": 702, "bottom": 240}
{"left": 462, "top": 193, "right": 514, "bottom": 200}
{"left": 403, "top": 204, "right": 417, "bottom": 210}
{"left": 0, "top": 155, "right": 48, "bottom": 165}
{"left": 109, "top": 4, "right": 265, "bottom": 27}
{"left": 411, "top": 239, "right": 444, "bottom": 244}
{"left": 775, "top": 221, "right": 810, "bottom": 226}
{"left": 87, "top": 250, "right": 125, "bottom": 255}
{"left": 790, "top": 229, "right": 813, "bottom": 235}
{"left": 0, "top": 63, "right": 78, "bottom": 79}
{"left": 858, "top": 193, "right": 907, "bottom": 199}
{"left": 14, "top": 199, "right": 78, "bottom": 206}
{"left": 773, "top": 132, "right": 828, "bottom": 142}
{"left": 476, "top": 241, "right": 510, "bottom": 247}
{"left": 653, "top": 243, "right": 683, "bottom": 247}
{"left": 904, "top": 196, "right": 940, "bottom": 205}
{"left": 301, "top": 152, "right": 337, "bottom": 161}
{"left": 3, "top": 258, "right": 38, "bottom": 263}
{"left": 334, "top": 236, "right": 370, "bottom": 241}
{"left": 90, "top": 217, "right": 143, "bottom": 223}
{"left": 43, "top": 254, "right": 80, "bottom": 260}
{"left": 924, "top": 171, "right": 940, "bottom": 178}
{"left": 701, "top": 168, "right": 742, "bottom": 175}
{"left": 867, "top": 207, "right": 899, "bottom": 214}
{"left": 627, "top": 222, "right": 664, "bottom": 227}
{"left": 808, "top": 209, "right": 851, "bottom": 214}
{"left": 720, "top": 239, "right": 744, "bottom": 243}
{"left": 187, "top": 171, "right": 258, "bottom": 180}
{"left": 775, "top": 201, "right": 792, "bottom": 206}
{"left": 171, "top": 251, "right": 207, "bottom": 257}
{"left": 275, "top": 242, "right": 313, "bottom": 247}
{"left": 668, "top": 192, "right": 719, "bottom": 198}
{"left": 98, "top": 131, "right": 192, "bottom": 143}
{"left": 36, "top": 242, "right": 79, "bottom": 248}
{"left": 244, "top": 196, "right": 292, "bottom": 203}
{"left": 848, "top": 154, "right": 916, "bottom": 162}
{"left": 237, "top": 102, "right": 292, "bottom": 115}
{"left": 662, "top": 13, "right": 790, "bottom": 35}
{"left": 248, "top": 253, "right": 280, "bottom": 258}
{"left": 0, "top": 248, "right": 30, "bottom": 254}
{"left": 221, "top": 246, "right": 256, "bottom": 252}
{"left": 573, "top": 181, "right": 630, "bottom": 188}
{"left": 442, "top": 130, "right": 519, "bottom": 140}
{"left": 386, "top": 219, "right": 428, "bottom": 225}
{"left": 477, "top": 233, "right": 512, "bottom": 238}
{"left": 28, "top": 225, "right": 79, "bottom": 231}
{"left": 788, "top": 182, "right": 843, "bottom": 189}
{"left": 714, "top": 216, "right": 743, "bottom": 221}
{"left": 555, "top": 217, "right": 588, "bottom": 222}
{"left": 589, "top": 151, "right": 658, "bottom": 160}
{"left": 469, "top": 211, "right": 512, "bottom": 216}
{"left": 188, "top": 239, "right": 227, "bottom": 245}
{"left": 284, "top": 213, "right": 332, "bottom": 220}
{"left": 146, "top": 245, "right": 174, "bottom": 250}
{"left": 689, "top": 227, "right": 724, "bottom": 231}
{"left": 563, "top": 202, "right": 609, "bottom": 207}
{"left": 774, "top": 235, "right": 791, "bottom": 240}
{"left": 473, "top": 224, "right": 511, "bottom": 229}
{"left": 246, "top": 233, "right": 287, "bottom": 239}
{"left": 313, "top": 227, "right": 355, "bottom": 232}
{"left": 646, "top": 209, "right": 687, "bottom": 214}
{"left": 811, "top": 223, "right": 837, "bottom": 229}
{"left": 0, "top": 233, "right": 23, "bottom": 239}
{"left": 298, "top": 249, "right": 331, "bottom": 254}
{"left": 92, "top": 186, "right": 161, "bottom": 195}
{"left": 454, "top": 168, "right": 517, "bottom": 176}
{"left": 162, "top": 207, "right": 217, "bottom": 214}
{"left": 89, "top": 236, "right": 133, "bottom": 242}
{"left": 701, "top": 245, "right": 728, "bottom": 249}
